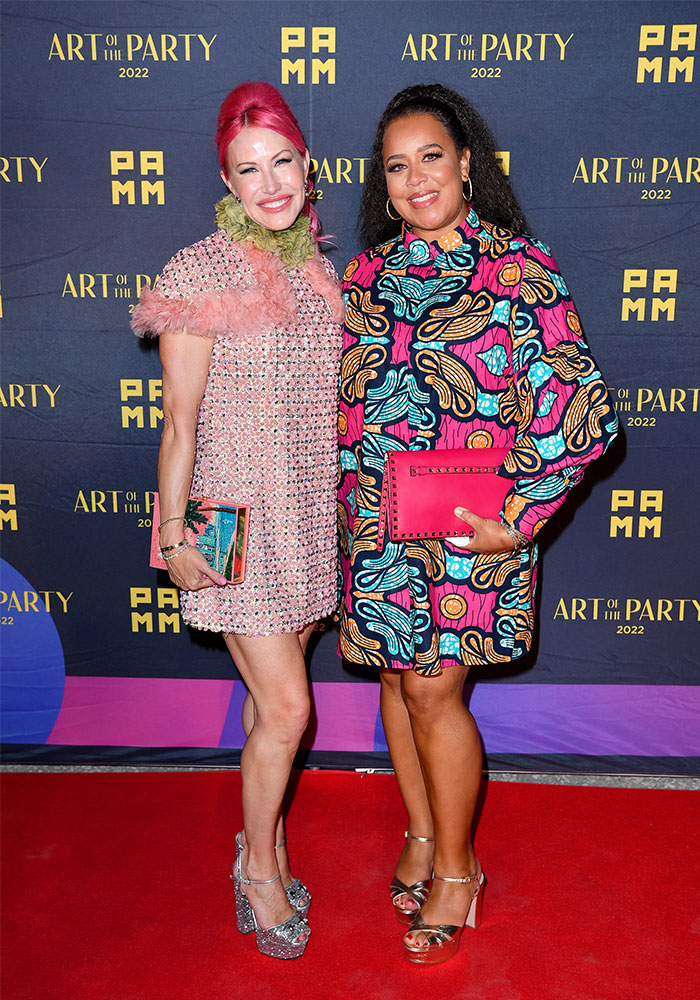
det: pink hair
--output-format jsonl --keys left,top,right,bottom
{"left": 216, "top": 81, "right": 319, "bottom": 237}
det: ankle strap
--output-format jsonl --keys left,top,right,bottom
{"left": 433, "top": 872, "right": 479, "bottom": 884}
{"left": 274, "top": 838, "right": 286, "bottom": 850}
{"left": 405, "top": 830, "right": 433, "bottom": 844}
{"left": 238, "top": 869, "right": 281, "bottom": 887}
{"left": 234, "top": 853, "right": 282, "bottom": 887}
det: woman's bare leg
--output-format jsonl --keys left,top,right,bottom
{"left": 224, "top": 629, "right": 312, "bottom": 933}
{"left": 400, "top": 664, "right": 482, "bottom": 936}
{"left": 239, "top": 622, "right": 315, "bottom": 888}
{"left": 379, "top": 668, "right": 434, "bottom": 914}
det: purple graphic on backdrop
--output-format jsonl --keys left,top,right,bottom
{"left": 0, "top": 559, "right": 66, "bottom": 743}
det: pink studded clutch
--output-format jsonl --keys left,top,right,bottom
{"left": 376, "top": 448, "right": 512, "bottom": 547}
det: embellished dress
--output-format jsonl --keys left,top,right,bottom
{"left": 338, "top": 208, "right": 618, "bottom": 676}
{"left": 132, "top": 202, "right": 344, "bottom": 635}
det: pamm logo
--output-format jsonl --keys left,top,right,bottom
{"left": 637, "top": 24, "right": 696, "bottom": 83}
{"left": 281, "top": 27, "right": 335, "bottom": 84}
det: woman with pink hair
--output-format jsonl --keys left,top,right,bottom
{"left": 131, "top": 82, "right": 343, "bottom": 959}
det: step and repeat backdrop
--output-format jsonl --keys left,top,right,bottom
{"left": 2, "top": 1, "right": 699, "bottom": 773}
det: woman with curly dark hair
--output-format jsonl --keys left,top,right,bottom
{"left": 338, "top": 84, "right": 617, "bottom": 965}
{"left": 358, "top": 84, "right": 528, "bottom": 248}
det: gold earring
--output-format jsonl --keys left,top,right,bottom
{"left": 304, "top": 175, "right": 319, "bottom": 202}
{"left": 463, "top": 176, "right": 473, "bottom": 203}
{"left": 386, "top": 197, "right": 401, "bottom": 221}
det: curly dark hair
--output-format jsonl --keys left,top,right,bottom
{"left": 358, "top": 83, "right": 528, "bottom": 249}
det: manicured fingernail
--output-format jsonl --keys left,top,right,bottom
{"left": 455, "top": 507, "right": 464, "bottom": 516}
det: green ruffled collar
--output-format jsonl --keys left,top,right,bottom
{"left": 215, "top": 193, "right": 315, "bottom": 270}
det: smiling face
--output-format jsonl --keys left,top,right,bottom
{"left": 383, "top": 113, "right": 471, "bottom": 242}
{"left": 221, "top": 125, "right": 310, "bottom": 231}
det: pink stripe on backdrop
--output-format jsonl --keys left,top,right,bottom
{"left": 44, "top": 677, "right": 700, "bottom": 756}
{"left": 301, "top": 682, "right": 379, "bottom": 752}
{"left": 46, "top": 677, "right": 234, "bottom": 748}
{"left": 45, "top": 677, "right": 381, "bottom": 751}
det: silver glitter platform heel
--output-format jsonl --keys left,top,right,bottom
{"left": 231, "top": 852, "right": 310, "bottom": 959}
{"left": 235, "top": 832, "right": 311, "bottom": 917}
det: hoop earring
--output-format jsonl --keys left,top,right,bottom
{"left": 463, "top": 176, "right": 473, "bottom": 204}
{"left": 386, "top": 197, "right": 402, "bottom": 221}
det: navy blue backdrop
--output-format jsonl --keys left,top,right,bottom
{"left": 1, "top": 1, "right": 699, "bottom": 773}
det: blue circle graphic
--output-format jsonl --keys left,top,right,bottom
{"left": 0, "top": 558, "right": 66, "bottom": 743}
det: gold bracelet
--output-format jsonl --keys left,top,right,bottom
{"left": 160, "top": 539, "right": 187, "bottom": 553}
{"left": 158, "top": 515, "right": 185, "bottom": 532}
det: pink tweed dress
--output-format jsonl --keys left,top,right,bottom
{"left": 132, "top": 228, "right": 344, "bottom": 635}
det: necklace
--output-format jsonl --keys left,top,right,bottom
{"left": 215, "top": 194, "right": 316, "bottom": 270}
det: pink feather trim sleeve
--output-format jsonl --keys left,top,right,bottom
{"left": 129, "top": 282, "right": 296, "bottom": 340}
{"left": 130, "top": 286, "right": 210, "bottom": 338}
{"left": 130, "top": 232, "right": 343, "bottom": 340}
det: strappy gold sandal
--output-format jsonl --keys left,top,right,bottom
{"left": 403, "top": 862, "right": 484, "bottom": 965}
{"left": 390, "top": 830, "right": 434, "bottom": 925}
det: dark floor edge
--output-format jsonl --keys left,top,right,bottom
{"left": 1, "top": 744, "right": 699, "bottom": 781}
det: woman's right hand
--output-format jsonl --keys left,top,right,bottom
{"left": 164, "top": 544, "right": 228, "bottom": 591}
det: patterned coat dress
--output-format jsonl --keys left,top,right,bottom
{"left": 338, "top": 208, "right": 618, "bottom": 676}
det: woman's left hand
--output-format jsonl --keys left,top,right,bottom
{"left": 449, "top": 506, "right": 515, "bottom": 555}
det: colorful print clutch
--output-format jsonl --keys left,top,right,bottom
{"left": 377, "top": 448, "right": 512, "bottom": 547}
{"left": 150, "top": 494, "right": 250, "bottom": 584}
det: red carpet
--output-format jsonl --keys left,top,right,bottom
{"left": 1, "top": 770, "right": 698, "bottom": 1000}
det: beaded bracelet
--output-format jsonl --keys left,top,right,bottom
{"left": 158, "top": 516, "right": 186, "bottom": 532}
{"left": 162, "top": 541, "right": 190, "bottom": 561}
{"left": 500, "top": 518, "right": 530, "bottom": 552}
